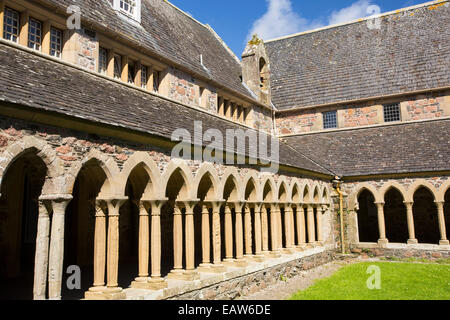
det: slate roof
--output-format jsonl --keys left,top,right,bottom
{"left": 38, "top": 0, "right": 257, "bottom": 103}
{"left": 266, "top": 1, "right": 450, "bottom": 111}
{"left": 283, "top": 119, "right": 450, "bottom": 177}
{"left": 0, "top": 44, "right": 330, "bottom": 175}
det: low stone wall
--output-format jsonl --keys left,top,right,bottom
{"left": 170, "top": 250, "right": 334, "bottom": 300}
{"left": 351, "top": 246, "right": 450, "bottom": 260}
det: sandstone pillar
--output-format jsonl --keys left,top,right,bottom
{"left": 47, "top": 195, "right": 73, "bottom": 300}
{"left": 375, "top": 202, "right": 388, "bottom": 246}
{"left": 317, "top": 205, "right": 326, "bottom": 244}
{"left": 198, "top": 204, "right": 212, "bottom": 271}
{"left": 234, "top": 202, "right": 247, "bottom": 267}
{"left": 244, "top": 204, "right": 253, "bottom": 258}
{"left": 210, "top": 201, "right": 226, "bottom": 272}
{"left": 270, "top": 204, "right": 281, "bottom": 257}
{"left": 435, "top": 201, "right": 449, "bottom": 245}
{"left": 297, "top": 205, "right": 307, "bottom": 249}
{"left": 404, "top": 202, "right": 418, "bottom": 244}
{"left": 183, "top": 201, "right": 199, "bottom": 279}
{"left": 223, "top": 204, "right": 234, "bottom": 265}
{"left": 261, "top": 206, "right": 269, "bottom": 255}
{"left": 33, "top": 199, "right": 52, "bottom": 300}
{"left": 138, "top": 201, "right": 150, "bottom": 279}
{"left": 254, "top": 203, "right": 263, "bottom": 258}
{"left": 169, "top": 204, "right": 184, "bottom": 277}
{"left": 284, "top": 205, "right": 294, "bottom": 249}
{"left": 307, "top": 205, "right": 316, "bottom": 244}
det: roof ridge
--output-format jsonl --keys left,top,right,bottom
{"left": 264, "top": 0, "right": 448, "bottom": 43}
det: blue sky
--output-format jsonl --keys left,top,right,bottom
{"left": 169, "top": 0, "right": 427, "bottom": 57}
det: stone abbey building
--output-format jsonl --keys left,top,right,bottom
{"left": 0, "top": 0, "right": 448, "bottom": 300}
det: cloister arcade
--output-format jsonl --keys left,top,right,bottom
{"left": 0, "top": 140, "right": 332, "bottom": 300}
{"left": 349, "top": 180, "right": 450, "bottom": 247}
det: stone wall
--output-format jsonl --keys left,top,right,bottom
{"left": 350, "top": 247, "right": 450, "bottom": 260}
{"left": 251, "top": 105, "right": 274, "bottom": 134}
{"left": 169, "top": 250, "right": 333, "bottom": 300}
{"left": 276, "top": 91, "right": 450, "bottom": 135}
{"left": 64, "top": 27, "right": 99, "bottom": 72}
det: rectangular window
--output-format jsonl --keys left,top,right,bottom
{"left": 50, "top": 27, "right": 62, "bottom": 58}
{"left": 383, "top": 103, "right": 401, "bottom": 122}
{"left": 3, "top": 8, "right": 20, "bottom": 43}
{"left": 153, "top": 70, "right": 160, "bottom": 92}
{"left": 120, "top": 0, "right": 136, "bottom": 15}
{"left": 28, "top": 18, "right": 42, "bottom": 51}
{"left": 323, "top": 111, "right": 338, "bottom": 129}
{"left": 113, "top": 54, "right": 122, "bottom": 79}
{"left": 140, "top": 65, "right": 148, "bottom": 89}
{"left": 98, "top": 47, "right": 108, "bottom": 75}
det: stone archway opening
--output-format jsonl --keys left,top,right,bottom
{"left": 222, "top": 175, "right": 239, "bottom": 261}
{"left": 262, "top": 181, "right": 274, "bottom": 251}
{"left": 63, "top": 159, "right": 107, "bottom": 300}
{"left": 356, "top": 189, "right": 378, "bottom": 243}
{"left": 244, "top": 179, "right": 257, "bottom": 255}
{"left": 0, "top": 150, "right": 47, "bottom": 300}
{"left": 413, "top": 187, "right": 440, "bottom": 244}
{"left": 445, "top": 188, "right": 450, "bottom": 241}
{"left": 384, "top": 188, "right": 408, "bottom": 243}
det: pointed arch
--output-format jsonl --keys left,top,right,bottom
{"left": 161, "top": 159, "right": 194, "bottom": 201}
{"left": 348, "top": 183, "right": 380, "bottom": 211}
{"left": 242, "top": 171, "right": 260, "bottom": 202}
{"left": 301, "top": 183, "right": 312, "bottom": 203}
{"left": 219, "top": 167, "right": 242, "bottom": 202}
{"left": 192, "top": 163, "right": 221, "bottom": 201}
{"left": 379, "top": 182, "right": 407, "bottom": 203}
{"left": 405, "top": 180, "right": 438, "bottom": 203}
{"left": 437, "top": 179, "right": 450, "bottom": 202}
{"left": 118, "top": 152, "right": 162, "bottom": 199}
{"left": 290, "top": 180, "right": 302, "bottom": 203}
{"left": 260, "top": 175, "right": 276, "bottom": 203}
{"left": 277, "top": 177, "right": 289, "bottom": 203}
{"left": 312, "top": 183, "right": 321, "bottom": 204}
{"left": 321, "top": 186, "right": 331, "bottom": 205}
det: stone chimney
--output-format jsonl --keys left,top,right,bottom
{"left": 241, "top": 34, "right": 271, "bottom": 106}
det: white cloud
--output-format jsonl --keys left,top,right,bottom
{"left": 328, "top": 0, "right": 381, "bottom": 25}
{"left": 247, "top": 0, "right": 381, "bottom": 42}
{"left": 247, "top": 0, "right": 322, "bottom": 41}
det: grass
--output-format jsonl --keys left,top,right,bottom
{"left": 289, "top": 262, "right": 450, "bottom": 300}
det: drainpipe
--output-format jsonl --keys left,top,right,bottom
{"left": 332, "top": 177, "right": 345, "bottom": 254}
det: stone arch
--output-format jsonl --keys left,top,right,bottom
{"left": 383, "top": 184, "right": 408, "bottom": 243}
{"left": 192, "top": 163, "right": 221, "bottom": 201}
{"left": 436, "top": 179, "right": 450, "bottom": 203}
{"left": 412, "top": 186, "right": 440, "bottom": 244}
{"left": 405, "top": 180, "right": 438, "bottom": 203}
{"left": 312, "top": 184, "right": 321, "bottom": 204}
{"left": 118, "top": 152, "right": 163, "bottom": 199}
{"left": 161, "top": 159, "right": 194, "bottom": 201}
{"left": 290, "top": 180, "right": 301, "bottom": 203}
{"left": 66, "top": 149, "right": 120, "bottom": 197}
{"left": 0, "top": 136, "right": 64, "bottom": 195}
{"left": 301, "top": 183, "right": 313, "bottom": 204}
{"left": 220, "top": 167, "right": 242, "bottom": 202}
{"left": 242, "top": 171, "right": 260, "bottom": 202}
{"left": 260, "top": 175, "right": 276, "bottom": 203}
{"left": 321, "top": 186, "right": 331, "bottom": 205}
{"left": 277, "top": 178, "right": 289, "bottom": 203}
{"left": 348, "top": 183, "right": 381, "bottom": 211}
{"left": 379, "top": 182, "right": 407, "bottom": 202}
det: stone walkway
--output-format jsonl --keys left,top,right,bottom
{"left": 238, "top": 258, "right": 358, "bottom": 300}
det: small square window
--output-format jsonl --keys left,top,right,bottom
{"left": 383, "top": 103, "right": 401, "bottom": 122}
{"left": 50, "top": 27, "right": 62, "bottom": 58}
{"left": 323, "top": 111, "right": 338, "bottom": 129}
{"left": 28, "top": 18, "right": 42, "bottom": 51}
{"left": 140, "top": 65, "right": 148, "bottom": 89}
{"left": 3, "top": 8, "right": 20, "bottom": 43}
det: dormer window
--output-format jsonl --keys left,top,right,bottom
{"left": 113, "top": 0, "right": 141, "bottom": 22}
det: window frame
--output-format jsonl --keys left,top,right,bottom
{"left": 3, "top": 7, "right": 20, "bottom": 43}
{"left": 140, "top": 65, "right": 148, "bottom": 89}
{"left": 113, "top": 54, "right": 122, "bottom": 80}
{"left": 113, "top": 0, "right": 141, "bottom": 22}
{"left": 49, "top": 27, "right": 63, "bottom": 58}
{"left": 383, "top": 103, "right": 401, "bottom": 123}
{"left": 98, "top": 47, "right": 108, "bottom": 75}
{"left": 323, "top": 110, "right": 338, "bottom": 130}
{"left": 28, "top": 17, "right": 42, "bottom": 51}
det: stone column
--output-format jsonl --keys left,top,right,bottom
{"left": 210, "top": 201, "right": 226, "bottom": 273}
{"left": 261, "top": 205, "right": 269, "bottom": 255}
{"left": 435, "top": 201, "right": 449, "bottom": 245}
{"left": 223, "top": 204, "right": 234, "bottom": 265}
{"left": 183, "top": 201, "right": 199, "bottom": 280}
{"left": 307, "top": 205, "right": 316, "bottom": 244}
{"left": 234, "top": 202, "right": 247, "bottom": 267}
{"left": 285, "top": 205, "right": 294, "bottom": 250}
{"left": 316, "top": 205, "right": 326, "bottom": 244}
{"left": 105, "top": 198, "right": 127, "bottom": 295}
{"left": 276, "top": 205, "right": 283, "bottom": 250}
{"left": 169, "top": 204, "right": 184, "bottom": 278}
{"left": 86, "top": 201, "right": 107, "bottom": 299}
{"left": 297, "top": 205, "right": 307, "bottom": 249}
{"left": 244, "top": 204, "right": 253, "bottom": 259}
{"left": 290, "top": 206, "right": 295, "bottom": 247}
{"left": 254, "top": 203, "right": 263, "bottom": 259}
{"left": 198, "top": 204, "right": 212, "bottom": 272}
{"left": 270, "top": 204, "right": 281, "bottom": 257}
{"left": 137, "top": 201, "right": 150, "bottom": 280}
{"left": 375, "top": 202, "right": 388, "bottom": 246}
{"left": 149, "top": 200, "right": 167, "bottom": 287}
{"left": 33, "top": 199, "right": 52, "bottom": 300}
{"left": 404, "top": 202, "right": 418, "bottom": 244}
{"left": 47, "top": 195, "right": 73, "bottom": 300}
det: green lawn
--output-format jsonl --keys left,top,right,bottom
{"left": 289, "top": 262, "right": 450, "bottom": 300}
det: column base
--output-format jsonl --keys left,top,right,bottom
{"left": 439, "top": 240, "right": 450, "bottom": 246}
{"left": 268, "top": 250, "right": 282, "bottom": 258}
{"left": 244, "top": 254, "right": 255, "bottom": 261}
{"left": 377, "top": 239, "right": 389, "bottom": 247}
{"left": 252, "top": 254, "right": 266, "bottom": 262}
{"left": 296, "top": 244, "right": 307, "bottom": 251}
{"left": 167, "top": 269, "right": 200, "bottom": 281}
{"left": 222, "top": 259, "right": 236, "bottom": 267}
{"left": 234, "top": 258, "right": 248, "bottom": 268}
{"left": 197, "top": 263, "right": 214, "bottom": 273}
{"left": 282, "top": 248, "right": 296, "bottom": 254}
{"left": 85, "top": 286, "right": 126, "bottom": 300}
{"left": 130, "top": 278, "right": 168, "bottom": 290}
{"left": 210, "top": 263, "right": 228, "bottom": 273}
{"left": 407, "top": 239, "right": 418, "bottom": 245}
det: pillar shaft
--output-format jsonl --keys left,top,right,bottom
{"left": 93, "top": 202, "right": 107, "bottom": 287}
{"left": 284, "top": 206, "right": 293, "bottom": 248}
{"left": 244, "top": 206, "right": 253, "bottom": 255}
{"left": 138, "top": 202, "right": 150, "bottom": 278}
{"left": 201, "top": 205, "right": 211, "bottom": 264}
{"left": 307, "top": 205, "right": 316, "bottom": 243}
{"left": 184, "top": 204, "right": 196, "bottom": 271}
{"left": 33, "top": 200, "right": 52, "bottom": 300}
{"left": 316, "top": 206, "right": 325, "bottom": 243}
{"left": 224, "top": 205, "right": 233, "bottom": 260}
{"left": 48, "top": 197, "right": 72, "bottom": 300}
{"left": 150, "top": 201, "right": 164, "bottom": 279}
{"left": 261, "top": 207, "right": 269, "bottom": 252}
{"left": 270, "top": 205, "right": 278, "bottom": 251}
{"left": 254, "top": 206, "right": 263, "bottom": 255}
{"left": 436, "top": 202, "right": 448, "bottom": 244}
{"left": 297, "top": 206, "right": 306, "bottom": 245}
{"left": 404, "top": 202, "right": 417, "bottom": 243}
{"left": 235, "top": 205, "right": 244, "bottom": 259}
{"left": 376, "top": 202, "right": 387, "bottom": 242}
{"left": 212, "top": 204, "right": 222, "bottom": 264}
{"left": 173, "top": 205, "right": 183, "bottom": 271}
{"left": 277, "top": 207, "right": 282, "bottom": 249}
